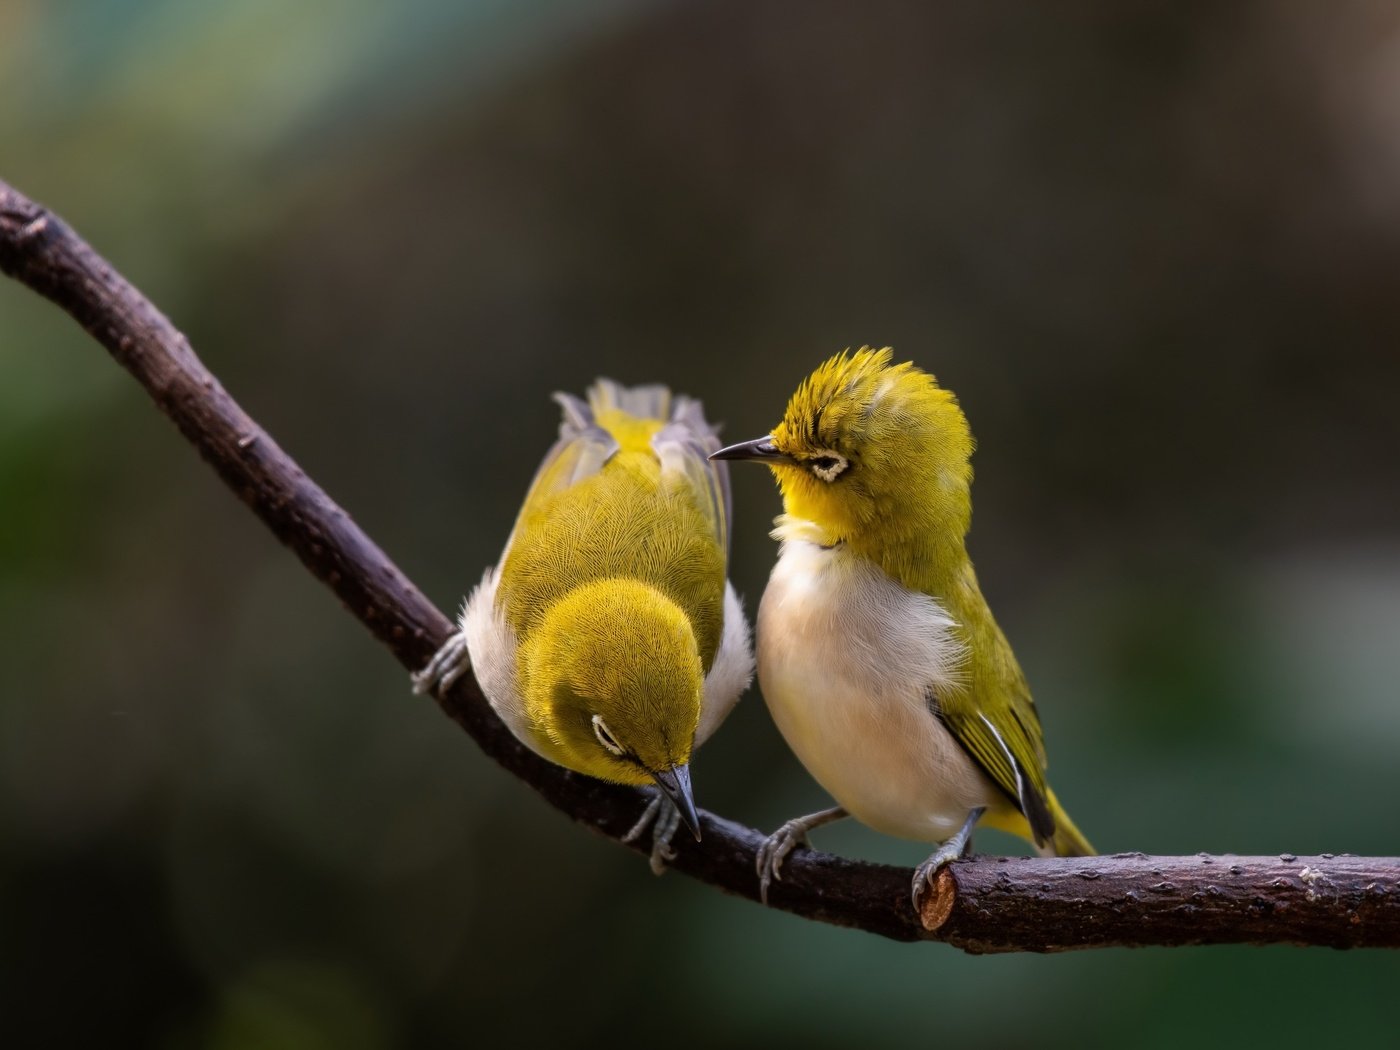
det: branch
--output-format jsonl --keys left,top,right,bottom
{"left": 4, "top": 177, "right": 1398, "bottom": 953}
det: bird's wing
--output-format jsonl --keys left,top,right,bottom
{"left": 497, "top": 391, "right": 619, "bottom": 561}
{"left": 650, "top": 393, "right": 731, "bottom": 556}
{"left": 504, "top": 381, "right": 729, "bottom": 559}
{"left": 934, "top": 671, "right": 1055, "bottom": 847}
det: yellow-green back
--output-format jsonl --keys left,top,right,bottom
{"left": 499, "top": 414, "right": 725, "bottom": 670}
{"left": 493, "top": 380, "right": 731, "bottom": 785}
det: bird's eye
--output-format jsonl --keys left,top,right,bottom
{"left": 592, "top": 715, "right": 625, "bottom": 756}
{"left": 808, "top": 451, "right": 849, "bottom": 482}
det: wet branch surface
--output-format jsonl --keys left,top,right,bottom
{"left": 4, "top": 177, "right": 1398, "bottom": 952}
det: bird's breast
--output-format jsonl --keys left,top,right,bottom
{"left": 756, "top": 538, "right": 995, "bottom": 841}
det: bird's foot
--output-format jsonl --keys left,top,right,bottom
{"left": 910, "top": 805, "right": 986, "bottom": 911}
{"left": 411, "top": 631, "right": 471, "bottom": 697}
{"left": 756, "top": 820, "right": 810, "bottom": 905}
{"left": 910, "top": 842, "right": 965, "bottom": 913}
{"left": 755, "top": 806, "right": 848, "bottom": 906}
{"left": 622, "top": 789, "right": 682, "bottom": 875}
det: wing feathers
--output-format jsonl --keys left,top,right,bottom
{"left": 506, "top": 380, "right": 729, "bottom": 563}
{"left": 652, "top": 396, "right": 730, "bottom": 555}
{"left": 935, "top": 703, "right": 1056, "bottom": 847}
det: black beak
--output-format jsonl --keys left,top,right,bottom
{"left": 709, "top": 436, "right": 794, "bottom": 464}
{"left": 650, "top": 764, "right": 701, "bottom": 841}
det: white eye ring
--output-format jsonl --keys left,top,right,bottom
{"left": 808, "top": 450, "right": 849, "bottom": 482}
{"left": 592, "top": 715, "right": 624, "bottom": 756}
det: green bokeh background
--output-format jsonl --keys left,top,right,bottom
{"left": 3, "top": 2, "right": 1399, "bottom": 1045}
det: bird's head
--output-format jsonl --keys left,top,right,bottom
{"left": 712, "top": 347, "right": 973, "bottom": 550}
{"left": 522, "top": 578, "right": 704, "bottom": 838}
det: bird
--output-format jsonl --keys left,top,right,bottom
{"left": 414, "top": 380, "right": 753, "bottom": 872}
{"left": 711, "top": 347, "right": 1092, "bottom": 908}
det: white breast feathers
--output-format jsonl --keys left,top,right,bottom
{"left": 757, "top": 531, "right": 994, "bottom": 841}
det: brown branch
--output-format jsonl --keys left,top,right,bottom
{"left": 920, "top": 852, "right": 1400, "bottom": 952}
{"left": 4, "top": 177, "right": 1398, "bottom": 953}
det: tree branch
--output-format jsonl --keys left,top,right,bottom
{"left": 3, "top": 177, "right": 1397, "bottom": 952}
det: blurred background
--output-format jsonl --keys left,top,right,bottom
{"left": 3, "top": 1, "right": 1399, "bottom": 1045}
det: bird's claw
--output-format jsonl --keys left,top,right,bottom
{"left": 622, "top": 793, "right": 662, "bottom": 845}
{"left": 910, "top": 805, "right": 985, "bottom": 911}
{"left": 411, "top": 632, "right": 471, "bottom": 697}
{"left": 910, "top": 841, "right": 963, "bottom": 911}
{"left": 755, "top": 819, "right": 812, "bottom": 906}
{"left": 623, "top": 789, "right": 682, "bottom": 875}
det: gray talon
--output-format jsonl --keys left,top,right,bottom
{"left": 412, "top": 632, "right": 472, "bottom": 697}
{"left": 911, "top": 842, "right": 962, "bottom": 910}
{"left": 757, "top": 824, "right": 806, "bottom": 905}
{"left": 754, "top": 806, "right": 848, "bottom": 906}
{"left": 910, "top": 805, "right": 985, "bottom": 911}
{"left": 624, "top": 788, "right": 684, "bottom": 875}
{"left": 648, "top": 799, "right": 683, "bottom": 875}
{"left": 623, "top": 794, "right": 663, "bottom": 845}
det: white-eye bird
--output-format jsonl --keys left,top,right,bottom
{"left": 712, "top": 347, "right": 1092, "bottom": 908}
{"left": 414, "top": 380, "right": 753, "bottom": 872}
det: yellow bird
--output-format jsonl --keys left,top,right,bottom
{"left": 415, "top": 381, "right": 753, "bottom": 871}
{"left": 713, "top": 348, "right": 1092, "bottom": 907}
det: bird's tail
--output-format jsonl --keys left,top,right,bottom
{"left": 574, "top": 379, "right": 731, "bottom": 547}
{"left": 1046, "top": 789, "right": 1095, "bottom": 857}
{"left": 585, "top": 378, "right": 673, "bottom": 423}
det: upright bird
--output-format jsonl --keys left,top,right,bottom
{"left": 415, "top": 380, "right": 753, "bottom": 872}
{"left": 713, "top": 348, "right": 1092, "bottom": 907}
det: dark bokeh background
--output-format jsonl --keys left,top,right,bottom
{"left": 3, "top": 2, "right": 1399, "bottom": 1045}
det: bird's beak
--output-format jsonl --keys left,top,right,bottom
{"left": 650, "top": 763, "right": 702, "bottom": 841}
{"left": 709, "top": 436, "right": 794, "bottom": 464}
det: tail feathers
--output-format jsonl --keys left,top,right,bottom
{"left": 565, "top": 378, "right": 730, "bottom": 553}
{"left": 586, "top": 378, "right": 672, "bottom": 423}
{"left": 553, "top": 379, "right": 728, "bottom": 541}
{"left": 581, "top": 379, "right": 722, "bottom": 443}
{"left": 552, "top": 391, "right": 597, "bottom": 442}
{"left": 667, "top": 393, "right": 720, "bottom": 444}
{"left": 1045, "top": 789, "right": 1095, "bottom": 857}
{"left": 551, "top": 378, "right": 677, "bottom": 445}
